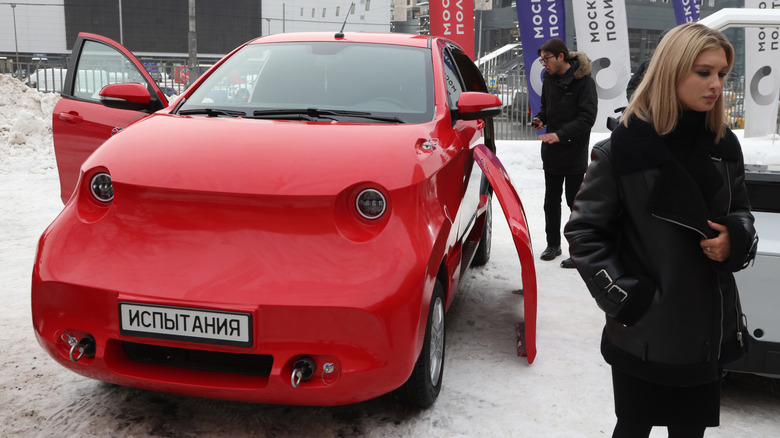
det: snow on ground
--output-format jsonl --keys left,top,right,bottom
{"left": 1, "top": 74, "right": 779, "bottom": 437}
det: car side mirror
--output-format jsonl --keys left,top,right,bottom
{"left": 99, "top": 83, "right": 155, "bottom": 111}
{"left": 457, "top": 92, "right": 502, "bottom": 121}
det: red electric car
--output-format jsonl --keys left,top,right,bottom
{"left": 33, "top": 32, "right": 537, "bottom": 407}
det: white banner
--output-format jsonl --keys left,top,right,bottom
{"left": 744, "top": 0, "right": 780, "bottom": 138}
{"left": 571, "top": 0, "right": 631, "bottom": 133}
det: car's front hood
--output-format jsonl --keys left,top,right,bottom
{"left": 84, "top": 114, "right": 448, "bottom": 195}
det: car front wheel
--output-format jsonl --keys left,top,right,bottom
{"left": 395, "top": 280, "right": 445, "bottom": 408}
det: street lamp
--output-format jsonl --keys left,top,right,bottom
{"left": 187, "top": 0, "right": 197, "bottom": 87}
{"left": 11, "top": 3, "right": 20, "bottom": 77}
{"left": 118, "top": 0, "right": 124, "bottom": 44}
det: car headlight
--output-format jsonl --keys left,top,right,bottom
{"left": 355, "top": 188, "right": 386, "bottom": 220}
{"left": 90, "top": 172, "right": 114, "bottom": 202}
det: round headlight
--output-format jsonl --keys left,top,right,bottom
{"left": 355, "top": 188, "right": 386, "bottom": 220}
{"left": 90, "top": 173, "right": 114, "bottom": 202}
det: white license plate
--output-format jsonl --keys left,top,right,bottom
{"left": 119, "top": 302, "right": 252, "bottom": 347}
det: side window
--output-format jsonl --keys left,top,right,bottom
{"left": 450, "top": 48, "right": 488, "bottom": 93}
{"left": 73, "top": 40, "right": 148, "bottom": 101}
{"left": 442, "top": 48, "right": 465, "bottom": 110}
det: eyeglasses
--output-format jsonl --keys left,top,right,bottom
{"left": 539, "top": 55, "right": 555, "bottom": 64}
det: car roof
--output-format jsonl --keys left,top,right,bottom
{"left": 247, "top": 32, "right": 433, "bottom": 49}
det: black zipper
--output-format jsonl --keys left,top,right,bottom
{"left": 650, "top": 214, "right": 708, "bottom": 238}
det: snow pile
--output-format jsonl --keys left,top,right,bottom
{"left": 0, "top": 74, "right": 60, "bottom": 174}
{"left": 8, "top": 110, "right": 47, "bottom": 146}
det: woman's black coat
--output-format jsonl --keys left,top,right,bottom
{"left": 534, "top": 51, "right": 598, "bottom": 175}
{"left": 564, "top": 117, "right": 758, "bottom": 387}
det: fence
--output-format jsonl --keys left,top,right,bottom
{"left": 478, "top": 67, "right": 757, "bottom": 140}
{"left": 1, "top": 54, "right": 67, "bottom": 92}
{"left": 4, "top": 52, "right": 764, "bottom": 141}
{"left": 0, "top": 52, "right": 219, "bottom": 98}
{"left": 479, "top": 67, "right": 538, "bottom": 141}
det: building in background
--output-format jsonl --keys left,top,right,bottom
{"left": 0, "top": 0, "right": 390, "bottom": 61}
{"left": 0, "top": 0, "right": 67, "bottom": 55}
{"left": 393, "top": 0, "right": 744, "bottom": 77}
{"left": 0, "top": 0, "right": 391, "bottom": 94}
{"left": 0, "top": 0, "right": 755, "bottom": 135}
{"left": 263, "top": 0, "right": 390, "bottom": 35}
{"left": 389, "top": 0, "right": 751, "bottom": 140}
{"left": 1, "top": 0, "right": 746, "bottom": 73}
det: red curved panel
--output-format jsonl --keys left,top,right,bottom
{"left": 473, "top": 144, "right": 537, "bottom": 364}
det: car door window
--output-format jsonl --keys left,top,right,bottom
{"left": 442, "top": 48, "right": 465, "bottom": 111}
{"left": 73, "top": 40, "right": 148, "bottom": 101}
{"left": 449, "top": 47, "right": 488, "bottom": 93}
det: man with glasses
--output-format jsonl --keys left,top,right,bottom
{"left": 531, "top": 38, "right": 597, "bottom": 269}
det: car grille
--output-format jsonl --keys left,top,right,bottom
{"left": 123, "top": 341, "right": 273, "bottom": 376}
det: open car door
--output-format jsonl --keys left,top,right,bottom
{"left": 473, "top": 144, "right": 538, "bottom": 364}
{"left": 53, "top": 33, "right": 169, "bottom": 204}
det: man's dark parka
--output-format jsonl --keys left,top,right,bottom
{"left": 534, "top": 51, "right": 598, "bottom": 175}
{"left": 564, "top": 117, "right": 758, "bottom": 387}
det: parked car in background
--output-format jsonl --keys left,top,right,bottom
{"left": 728, "top": 166, "right": 780, "bottom": 380}
{"left": 697, "top": 3, "right": 780, "bottom": 386}
{"left": 34, "top": 32, "right": 538, "bottom": 407}
{"left": 26, "top": 67, "right": 66, "bottom": 92}
{"left": 172, "top": 63, "right": 213, "bottom": 84}
{"left": 160, "top": 85, "right": 178, "bottom": 97}
{"left": 505, "top": 94, "right": 531, "bottom": 124}
{"left": 142, "top": 61, "right": 162, "bottom": 82}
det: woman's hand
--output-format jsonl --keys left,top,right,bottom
{"left": 700, "top": 220, "right": 731, "bottom": 262}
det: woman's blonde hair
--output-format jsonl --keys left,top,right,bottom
{"left": 622, "top": 22, "right": 734, "bottom": 142}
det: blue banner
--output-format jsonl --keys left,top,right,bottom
{"left": 516, "top": 0, "right": 567, "bottom": 120}
{"left": 672, "top": 0, "right": 700, "bottom": 25}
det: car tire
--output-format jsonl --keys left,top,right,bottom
{"left": 395, "top": 280, "right": 445, "bottom": 408}
{"left": 471, "top": 194, "right": 492, "bottom": 267}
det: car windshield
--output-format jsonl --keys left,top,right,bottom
{"left": 178, "top": 41, "right": 434, "bottom": 123}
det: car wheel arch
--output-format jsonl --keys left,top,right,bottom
{"left": 410, "top": 217, "right": 456, "bottom": 366}
{"left": 395, "top": 276, "right": 447, "bottom": 407}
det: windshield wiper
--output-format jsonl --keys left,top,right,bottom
{"left": 250, "top": 108, "right": 320, "bottom": 121}
{"left": 345, "top": 113, "right": 405, "bottom": 123}
{"left": 251, "top": 108, "right": 404, "bottom": 123}
{"left": 178, "top": 108, "right": 247, "bottom": 117}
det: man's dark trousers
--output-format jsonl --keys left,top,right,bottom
{"left": 544, "top": 171, "right": 584, "bottom": 247}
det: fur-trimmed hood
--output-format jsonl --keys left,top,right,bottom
{"left": 543, "top": 51, "right": 593, "bottom": 86}
{"left": 567, "top": 51, "right": 592, "bottom": 80}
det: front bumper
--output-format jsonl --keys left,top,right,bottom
{"left": 32, "top": 277, "right": 426, "bottom": 405}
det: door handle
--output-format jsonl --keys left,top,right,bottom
{"left": 59, "top": 112, "right": 83, "bottom": 124}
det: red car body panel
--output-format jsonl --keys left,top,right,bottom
{"left": 53, "top": 99, "right": 153, "bottom": 203}
{"left": 474, "top": 144, "right": 537, "bottom": 363}
{"left": 52, "top": 33, "right": 168, "bottom": 204}
{"left": 33, "top": 31, "right": 536, "bottom": 405}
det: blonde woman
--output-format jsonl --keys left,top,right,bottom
{"left": 564, "top": 23, "right": 757, "bottom": 438}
